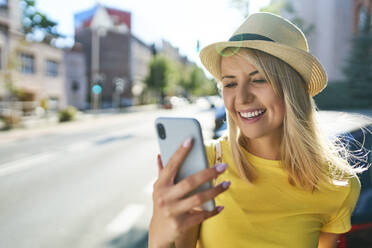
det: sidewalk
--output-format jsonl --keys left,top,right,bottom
{"left": 0, "top": 104, "right": 158, "bottom": 144}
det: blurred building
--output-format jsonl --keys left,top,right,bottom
{"left": 0, "top": 0, "right": 67, "bottom": 110}
{"left": 160, "top": 40, "right": 193, "bottom": 67}
{"left": 131, "top": 35, "right": 153, "bottom": 104}
{"left": 63, "top": 43, "right": 88, "bottom": 110}
{"left": 276, "top": 0, "right": 354, "bottom": 82}
{"left": 275, "top": 0, "right": 371, "bottom": 82}
{"left": 74, "top": 4, "right": 152, "bottom": 108}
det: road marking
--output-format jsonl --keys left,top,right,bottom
{"left": 0, "top": 152, "right": 58, "bottom": 177}
{"left": 106, "top": 203, "right": 146, "bottom": 235}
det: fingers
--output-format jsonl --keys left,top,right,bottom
{"left": 181, "top": 206, "right": 224, "bottom": 231}
{"left": 166, "top": 163, "right": 227, "bottom": 201}
{"left": 170, "top": 179, "right": 230, "bottom": 216}
{"left": 162, "top": 137, "right": 193, "bottom": 184}
{"left": 157, "top": 154, "right": 163, "bottom": 177}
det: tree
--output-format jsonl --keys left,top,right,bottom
{"left": 343, "top": 11, "right": 372, "bottom": 108}
{"left": 180, "top": 66, "right": 217, "bottom": 97}
{"left": 21, "top": 0, "right": 63, "bottom": 44}
{"left": 144, "top": 55, "right": 172, "bottom": 104}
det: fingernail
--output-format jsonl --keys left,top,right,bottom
{"left": 183, "top": 137, "right": 192, "bottom": 148}
{"left": 220, "top": 181, "right": 231, "bottom": 189}
{"left": 215, "top": 163, "right": 227, "bottom": 172}
{"left": 216, "top": 206, "right": 224, "bottom": 212}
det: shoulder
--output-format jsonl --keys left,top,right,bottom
{"left": 327, "top": 174, "right": 361, "bottom": 201}
{"left": 345, "top": 175, "right": 361, "bottom": 204}
{"left": 320, "top": 174, "right": 361, "bottom": 233}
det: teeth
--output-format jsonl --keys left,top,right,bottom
{"left": 240, "top": 109, "right": 264, "bottom": 119}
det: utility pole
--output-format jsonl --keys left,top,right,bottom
{"left": 90, "top": 27, "right": 106, "bottom": 110}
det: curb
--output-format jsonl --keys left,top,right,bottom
{"left": 0, "top": 104, "right": 159, "bottom": 144}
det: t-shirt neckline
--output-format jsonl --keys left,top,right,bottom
{"left": 241, "top": 146, "right": 281, "bottom": 166}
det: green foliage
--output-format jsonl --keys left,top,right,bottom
{"left": 21, "top": 0, "right": 63, "bottom": 44}
{"left": 0, "top": 114, "right": 21, "bottom": 130}
{"left": 145, "top": 55, "right": 170, "bottom": 91}
{"left": 342, "top": 27, "right": 372, "bottom": 108}
{"left": 181, "top": 66, "right": 218, "bottom": 96}
{"left": 144, "top": 55, "right": 217, "bottom": 103}
{"left": 12, "top": 88, "right": 35, "bottom": 101}
{"left": 144, "top": 55, "right": 172, "bottom": 103}
{"left": 58, "top": 106, "right": 77, "bottom": 122}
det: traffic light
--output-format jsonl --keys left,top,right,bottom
{"left": 92, "top": 84, "right": 102, "bottom": 95}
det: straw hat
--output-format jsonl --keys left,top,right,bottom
{"left": 199, "top": 12, "right": 327, "bottom": 97}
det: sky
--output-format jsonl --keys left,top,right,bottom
{"left": 36, "top": 0, "right": 271, "bottom": 65}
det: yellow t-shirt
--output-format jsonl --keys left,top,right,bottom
{"left": 197, "top": 139, "right": 361, "bottom": 248}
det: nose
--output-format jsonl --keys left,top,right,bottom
{"left": 236, "top": 83, "right": 254, "bottom": 104}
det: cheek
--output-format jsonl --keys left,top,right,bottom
{"left": 274, "top": 99, "right": 285, "bottom": 122}
{"left": 222, "top": 90, "right": 234, "bottom": 112}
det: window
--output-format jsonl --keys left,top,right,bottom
{"left": 46, "top": 60, "right": 58, "bottom": 77}
{"left": 19, "top": 53, "right": 35, "bottom": 74}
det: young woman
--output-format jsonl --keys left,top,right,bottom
{"left": 148, "top": 12, "right": 364, "bottom": 248}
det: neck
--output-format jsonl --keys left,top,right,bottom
{"left": 245, "top": 132, "right": 282, "bottom": 160}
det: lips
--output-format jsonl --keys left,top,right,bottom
{"left": 239, "top": 109, "right": 266, "bottom": 119}
{"left": 237, "top": 109, "right": 266, "bottom": 124}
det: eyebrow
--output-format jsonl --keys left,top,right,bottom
{"left": 249, "top": 70, "right": 258, "bottom": 76}
{"left": 222, "top": 70, "right": 259, "bottom": 80}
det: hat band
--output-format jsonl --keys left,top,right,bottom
{"left": 229, "top": 33, "right": 274, "bottom": 42}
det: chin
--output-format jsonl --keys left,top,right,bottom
{"left": 240, "top": 128, "right": 267, "bottom": 140}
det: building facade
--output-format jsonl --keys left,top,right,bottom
{"left": 11, "top": 41, "right": 66, "bottom": 109}
{"left": 74, "top": 4, "right": 153, "bottom": 108}
{"left": 130, "top": 35, "right": 152, "bottom": 104}
{"left": 0, "top": 0, "right": 67, "bottom": 111}
{"left": 64, "top": 43, "right": 88, "bottom": 110}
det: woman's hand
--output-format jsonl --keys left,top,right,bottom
{"left": 148, "top": 138, "right": 230, "bottom": 248}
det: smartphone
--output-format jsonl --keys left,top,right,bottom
{"left": 155, "top": 117, "right": 215, "bottom": 211}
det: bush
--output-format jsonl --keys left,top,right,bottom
{"left": 0, "top": 114, "right": 21, "bottom": 130}
{"left": 58, "top": 106, "right": 77, "bottom": 122}
{"left": 13, "top": 88, "right": 35, "bottom": 101}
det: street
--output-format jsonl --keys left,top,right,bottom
{"left": 0, "top": 104, "right": 215, "bottom": 248}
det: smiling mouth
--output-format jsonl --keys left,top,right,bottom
{"left": 239, "top": 109, "right": 266, "bottom": 120}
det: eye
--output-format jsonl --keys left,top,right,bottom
{"left": 224, "top": 82, "right": 237, "bottom": 88}
{"left": 252, "top": 79, "right": 267, "bottom": 83}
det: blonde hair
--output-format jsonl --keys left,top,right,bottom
{"left": 221, "top": 48, "right": 368, "bottom": 192}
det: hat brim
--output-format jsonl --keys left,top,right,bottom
{"left": 199, "top": 40, "right": 327, "bottom": 97}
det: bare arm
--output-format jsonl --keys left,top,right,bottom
{"left": 318, "top": 232, "right": 340, "bottom": 248}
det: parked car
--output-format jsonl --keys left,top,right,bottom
{"left": 213, "top": 108, "right": 372, "bottom": 247}
{"left": 213, "top": 105, "right": 227, "bottom": 139}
